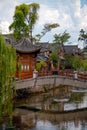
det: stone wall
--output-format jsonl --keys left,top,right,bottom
{"left": 15, "top": 76, "right": 87, "bottom": 92}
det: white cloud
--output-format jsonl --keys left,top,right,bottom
{"left": 37, "top": 4, "right": 59, "bottom": 26}
{"left": 34, "top": 1, "right": 81, "bottom": 43}
{"left": 0, "top": 0, "right": 87, "bottom": 47}
{"left": 80, "top": 5, "right": 87, "bottom": 29}
{"left": 0, "top": 0, "right": 23, "bottom": 34}
{"left": 37, "top": 3, "right": 74, "bottom": 30}
{"left": 33, "top": 0, "right": 87, "bottom": 45}
{"left": 0, "top": 0, "right": 20, "bottom": 22}
{"left": 0, "top": 21, "right": 10, "bottom": 34}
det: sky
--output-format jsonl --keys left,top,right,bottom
{"left": 0, "top": 0, "right": 87, "bottom": 48}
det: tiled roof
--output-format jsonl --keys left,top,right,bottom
{"left": 36, "top": 53, "right": 48, "bottom": 62}
{"left": 36, "top": 42, "right": 51, "bottom": 62}
{"left": 38, "top": 42, "right": 51, "bottom": 53}
{"left": 14, "top": 37, "right": 41, "bottom": 53}
{"left": 4, "top": 34, "right": 15, "bottom": 45}
{"left": 64, "top": 45, "right": 79, "bottom": 54}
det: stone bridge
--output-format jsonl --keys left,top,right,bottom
{"left": 15, "top": 76, "right": 87, "bottom": 90}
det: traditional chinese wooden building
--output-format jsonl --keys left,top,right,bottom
{"left": 36, "top": 42, "right": 52, "bottom": 75}
{"left": 14, "top": 37, "right": 41, "bottom": 79}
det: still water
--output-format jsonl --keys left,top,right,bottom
{"left": 1, "top": 86, "right": 87, "bottom": 130}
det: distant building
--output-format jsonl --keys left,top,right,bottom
{"left": 36, "top": 42, "right": 52, "bottom": 75}
{"left": 36, "top": 42, "right": 51, "bottom": 62}
{"left": 64, "top": 45, "right": 80, "bottom": 55}
{"left": 83, "top": 38, "right": 87, "bottom": 48}
{"left": 81, "top": 46, "right": 87, "bottom": 59}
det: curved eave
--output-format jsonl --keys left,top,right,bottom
{"left": 16, "top": 48, "right": 41, "bottom": 54}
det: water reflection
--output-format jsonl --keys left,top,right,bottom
{"left": 16, "top": 86, "right": 87, "bottom": 112}
{"left": 1, "top": 86, "right": 87, "bottom": 130}
{"left": 11, "top": 107, "right": 87, "bottom": 130}
{"left": 31, "top": 120, "right": 87, "bottom": 130}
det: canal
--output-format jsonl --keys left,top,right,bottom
{"left": 0, "top": 85, "right": 87, "bottom": 130}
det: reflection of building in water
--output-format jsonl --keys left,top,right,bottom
{"left": 74, "top": 116, "right": 79, "bottom": 127}
{"left": 13, "top": 109, "right": 36, "bottom": 129}
{"left": 58, "top": 122, "right": 68, "bottom": 130}
{"left": 24, "top": 85, "right": 72, "bottom": 112}
{"left": 58, "top": 102, "right": 64, "bottom": 111}
{"left": 53, "top": 85, "right": 72, "bottom": 99}
{"left": 12, "top": 105, "right": 87, "bottom": 130}
{"left": 81, "top": 120, "right": 87, "bottom": 130}
{"left": 12, "top": 85, "right": 87, "bottom": 130}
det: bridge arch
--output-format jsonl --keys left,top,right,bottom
{"left": 15, "top": 76, "right": 87, "bottom": 90}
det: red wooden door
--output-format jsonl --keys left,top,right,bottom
{"left": 17, "top": 54, "right": 34, "bottom": 79}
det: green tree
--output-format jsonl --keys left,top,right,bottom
{"left": 53, "top": 30, "right": 71, "bottom": 52}
{"left": 36, "top": 61, "right": 46, "bottom": 71}
{"left": 35, "top": 23, "right": 59, "bottom": 42}
{"left": 0, "top": 34, "right": 16, "bottom": 123}
{"left": 72, "top": 55, "right": 83, "bottom": 70}
{"left": 9, "top": 3, "right": 40, "bottom": 40}
{"left": 78, "top": 29, "right": 87, "bottom": 41}
{"left": 65, "top": 53, "right": 73, "bottom": 69}
{"left": 50, "top": 52, "right": 59, "bottom": 69}
{"left": 51, "top": 31, "right": 70, "bottom": 70}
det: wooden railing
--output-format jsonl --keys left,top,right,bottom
{"left": 38, "top": 69, "right": 87, "bottom": 80}
{"left": 78, "top": 73, "right": 87, "bottom": 80}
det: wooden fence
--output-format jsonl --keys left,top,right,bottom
{"left": 38, "top": 69, "right": 87, "bottom": 80}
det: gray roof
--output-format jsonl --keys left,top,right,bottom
{"left": 64, "top": 45, "right": 79, "bottom": 54}
{"left": 36, "top": 53, "right": 48, "bottom": 62}
{"left": 4, "top": 35, "right": 41, "bottom": 53}
{"left": 36, "top": 42, "right": 51, "bottom": 62}
{"left": 14, "top": 37, "right": 41, "bottom": 53}
{"left": 4, "top": 34, "right": 15, "bottom": 45}
{"left": 38, "top": 42, "right": 51, "bottom": 53}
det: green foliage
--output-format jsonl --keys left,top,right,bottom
{"left": 50, "top": 53, "right": 59, "bottom": 68}
{"left": 53, "top": 30, "right": 71, "bottom": 44}
{"left": 69, "top": 93, "right": 84, "bottom": 103}
{"left": 72, "top": 56, "right": 83, "bottom": 70}
{"left": 28, "top": 3, "right": 40, "bottom": 31}
{"left": 83, "top": 60, "right": 87, "bottom": 71}
{"left": 0, "top": 34, "right": 16, "bottom": 121}
{"left": 9, "top": 3, "right": 40, "bottom": 40}
{"left": 36, "top": 61, "right": 45, "bottom": 71}
{"left": 9, "top": 6, "right": 27, "bottom": 40}
{"left": 43, "top": 85, "right": 49, "bottom": 92}
{"left": 40, "top": 61, "right": 46, "bottom": 66}
{"left": 35, "top": 23, "right": 59, "bottom": 41}
{"left": 65, "top": 53, "right": 73, "bottom": 68}
{"left": 36, "top": 63, "right": 41, "bottom": 71}
{"left": 78, "top": 29, "right": 87, "bottom": 41}
{"left": 53, "top": 30, "right": 70, "bottom": 54}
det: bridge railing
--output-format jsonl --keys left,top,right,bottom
{"left": 38, "top": 69, "right": 87, "bottom": 80}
